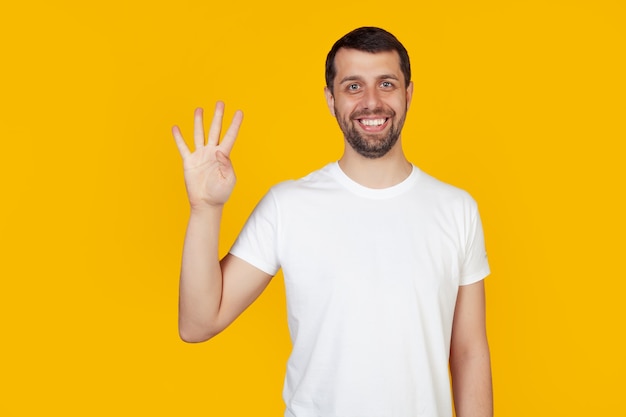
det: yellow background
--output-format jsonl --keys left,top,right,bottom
{"left": 1, "top": 0, "right": 624, "bottom": 415}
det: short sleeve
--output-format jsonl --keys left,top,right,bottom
{"left": 459, "top": 202, "right": 491, "bottom": 285}
{"left": 229, "top": 190, "right": 281, "bottom": 276}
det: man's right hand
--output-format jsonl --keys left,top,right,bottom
{"left": 172, "top": 102, "right": 243, "bottom": 210}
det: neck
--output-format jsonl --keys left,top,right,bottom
{"left": 338, "top": 142, "right": 412, "bottom": 189}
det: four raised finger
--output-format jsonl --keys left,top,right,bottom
{"left": 219, "top": 110, "right": 243, "bottom": 156}
{"left": 172, "top": 125, "right": 191, "bottom": 159}
{"left": 207, "top": 101, "right": 225, "bottom": 146}
{"left": 172, "top": 102, "right": 242, "bottom": 158}
{"left": 193, "top": 107, "right": 205, "bottom": 150}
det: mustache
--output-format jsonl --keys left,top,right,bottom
{"left": 350, "top": 107, "right": 396, "bottom": 119}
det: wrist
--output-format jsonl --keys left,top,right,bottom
{"left": 189, "top": 203, "right": 224, "bottom": 217}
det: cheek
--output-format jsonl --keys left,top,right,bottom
{"left": 391, "top": 97, "right": 408, "bottom": 114}
{"left": 334, "top": 103, "right": 352, "bottom": 120}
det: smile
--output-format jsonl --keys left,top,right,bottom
{"left": 358, "top": 118, "right": 388, "bottom": 127}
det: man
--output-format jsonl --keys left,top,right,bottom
{"left": 173, "top": 27, "right": 493, "bottom": 417}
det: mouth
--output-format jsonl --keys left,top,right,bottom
{"left": 356, "top": 117, "right": 389, "bottom": 132}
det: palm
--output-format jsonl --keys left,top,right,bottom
{"left": 173, "top": 102, "right": 243, "bottom": 209}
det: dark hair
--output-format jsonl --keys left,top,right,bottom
{"left": 325, "top": 27, "right": 411, "bottom": 94}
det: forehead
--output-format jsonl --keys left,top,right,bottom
{"left": 333, "top": 48, "right": 402, "bottom": 83}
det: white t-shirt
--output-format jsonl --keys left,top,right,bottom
{"left": 230, "top": 162, "right": 490, "bottom": 417}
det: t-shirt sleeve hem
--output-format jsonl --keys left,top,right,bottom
{"left": 459, "top": 265, "right": 491, "bottom": 286}
{"left": 228, "top": 249, "right": 279, "bottom": 277}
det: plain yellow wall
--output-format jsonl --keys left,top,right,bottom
{"left": 1, "top": 0, "right": 624, "bottom": 415}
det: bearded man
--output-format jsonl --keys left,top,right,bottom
{"left": 173, "top": 26, "right": 493, "bottom": 417}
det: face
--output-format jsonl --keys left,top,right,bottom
{"left": 325, "top": 48, "right": 413, "bottom": 159}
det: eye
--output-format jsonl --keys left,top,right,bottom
{"left": 348, "top": 83, "right": 360, "bottom": 91}
{"left": 381, "top": 81, "right": 394, "bottom": 88}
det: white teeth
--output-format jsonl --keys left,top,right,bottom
{"left": 360, "top": 118, "right": 386, "bottom": 126}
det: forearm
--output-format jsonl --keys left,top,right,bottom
{"left": 450, "top": 344, "right": 493, "bottom": 417}
{"left": 178, "top": 205, "right": 225, "bottom": 342}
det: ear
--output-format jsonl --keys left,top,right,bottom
{"left": 406, "top": 81, "right": 414, "bottom": 109}
{"left": 324, "top": 87, "right": 336, "bottom": 117}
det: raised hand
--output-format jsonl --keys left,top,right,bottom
{"left": 172, "top": 102, "right": 243, "bottom": 210}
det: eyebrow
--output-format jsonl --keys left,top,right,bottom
{"left": 339, "top": 74, "right": 400, "bottom": 84}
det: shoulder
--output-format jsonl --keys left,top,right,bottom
{"left": 413, "top": 168, "right": 479, "bottom": 214}
{"left": 418, "top": 169, "right": 475, "bottom": 199}
{"left": 269, "top": 163, "right": 340, "bottom": 196}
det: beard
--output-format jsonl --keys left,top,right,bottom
{"left": 335, "top": 106, "right": 406, "bottom": 159}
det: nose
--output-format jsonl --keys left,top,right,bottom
{"left": 362, "top": 87, "right": 382, "bottom": 110}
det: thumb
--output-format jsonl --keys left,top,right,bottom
{"left": 215, "top": 149, "right": 231, "bottom": 165}
{"left": 215, "top": 150, "right": 235, "bottom": 177}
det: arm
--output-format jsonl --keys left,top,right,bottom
{"left": 449, "top": 280, "right": 493, "bottom": 417}
{"left": 173, "top": 102, "right": 273, "bottom": 343}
